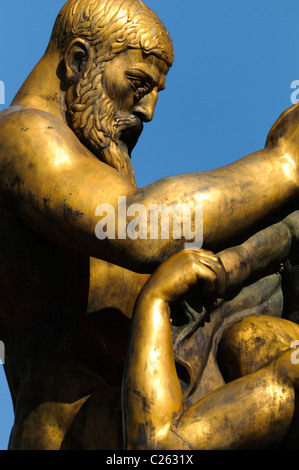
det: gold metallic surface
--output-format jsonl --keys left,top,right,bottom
{"left": 1, "top": 0, "right": 299, "bottom": 450}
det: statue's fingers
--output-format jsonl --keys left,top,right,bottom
{"left": 193, "top": 252, "right": 226, "bottom": 297}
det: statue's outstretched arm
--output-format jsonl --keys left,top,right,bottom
{"left": 2, "top": 107, "right": 299, "bottom": 272}
{"left": 122, "top": 249, "right": 299, "bottom": 450}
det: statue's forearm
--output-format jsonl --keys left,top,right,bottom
{"left": 132, "top": 145, "right": 298, "bottom": 253}
{"left": 218, "top": 213, "right": 297, "bottom": 291}
{"left": 122, "top": 293, "right": 183, "bottom": 449}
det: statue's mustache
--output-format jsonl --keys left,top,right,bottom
{"left": 112, "top": 113, "right": 144, "bottom": 154}
{"left": 113, "top": 113, "right": 143, "bottom": 137}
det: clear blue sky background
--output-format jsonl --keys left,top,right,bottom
{"left": 0, "top": 0, "right": 299, "bottom": 450}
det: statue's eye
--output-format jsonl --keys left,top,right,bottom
{"left": 127, "top": 75, "right": 153, "bottom": 101}
{"left": 129, "top": 78, "right": 143, "bottom": 91}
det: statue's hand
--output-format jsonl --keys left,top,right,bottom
{"left": 143, "top": 249, "right": 226, "bottom": 304}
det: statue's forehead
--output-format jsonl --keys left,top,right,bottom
{"left": 104, "top": 48, "right": 169, "bottom": 92}
{"left": 114, "top": 48, "right": 170, "bottom": 75}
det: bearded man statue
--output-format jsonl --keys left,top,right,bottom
{"left": 2, "top": 0, "right": 299, "bottom": 450}
{"left": 50, "top": 0, "right": 174, "bottom": 185}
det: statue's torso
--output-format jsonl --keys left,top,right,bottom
{"left": 0, "top": 209, "right": 148, "bottom": 448}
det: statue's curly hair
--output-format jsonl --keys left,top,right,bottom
{"left": 49, "top": 0, "right": 174, "bottom": 66}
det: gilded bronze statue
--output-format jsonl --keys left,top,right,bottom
{"left": 2, "top": 0, "right": 299, "bottom": 450}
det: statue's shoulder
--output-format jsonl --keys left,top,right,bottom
{"left": 0, "top": 105, "right": 64, "bottom": 127}
{"left": 266, "top": 103, "right": 299, "bottom": 147}
{"left": 0, "top": 106, "right": 79, "bottom": 153}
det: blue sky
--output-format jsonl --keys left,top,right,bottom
{"left": 0, "top": 0, "right": 299, "bottom": 450}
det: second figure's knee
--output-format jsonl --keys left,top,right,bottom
{"left": 217, "top": 316, "right": 291, "bottom": 381}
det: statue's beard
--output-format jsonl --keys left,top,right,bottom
{"left": 66, "top": 63, "right": 143, "bottom": 186}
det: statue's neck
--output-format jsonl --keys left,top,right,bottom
{"left": 11, "top": 52, "right": 67, "bottom": 122}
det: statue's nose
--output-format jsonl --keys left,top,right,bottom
{"left": 133, "top": 89, "right": 158, "bottom": 122}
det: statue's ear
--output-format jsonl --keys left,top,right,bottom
{"left": 64, "top": 38, "right": 91, "bottom": 81}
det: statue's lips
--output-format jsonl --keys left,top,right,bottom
{"left": 115, "top": 114, "right": 144, "bottom": 156}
